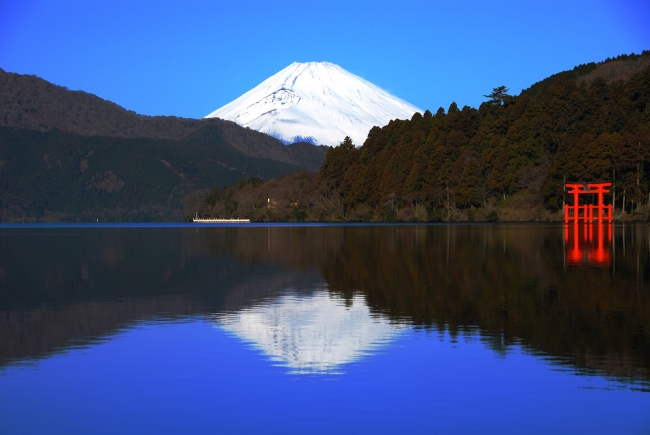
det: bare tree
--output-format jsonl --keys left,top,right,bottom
{"left": 413, "top": 203, "right": 428, "bottom": 221}
{"left": 238, "top": 189, "right": 263, "bottom": 215}
{"left": 312, "top": 181, "right": 343, "bottom": 220}
{"left": 384, "top": 193, "right": 398, "bottom": 212}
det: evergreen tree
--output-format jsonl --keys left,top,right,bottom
{"left": 455, "top": 157, "right": 482, "bottom": 208}
{"left": 484, "top": 86, "right": 512, "bottom": 106}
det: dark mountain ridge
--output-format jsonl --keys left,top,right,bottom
{"left": 0, "top": 68, "right": 332, "bottom": 221}
{"left": 523, "top": 51, "right": 650, "bottom": 99}
{"left": 0, "top": 67, "right": 328, "bottom": 169}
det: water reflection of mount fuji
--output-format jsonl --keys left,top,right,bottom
{"left": 214, "top": 291, "right": 406, "bottom": 374}
{"left": 1, "top": 224, "right": 649, "bottom": 385}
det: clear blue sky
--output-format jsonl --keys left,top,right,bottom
{"left": 1, "top": 0, "right": 648, "bottom": 118}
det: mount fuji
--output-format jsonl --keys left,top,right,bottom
{"left": 205, "top": 62, "right": 422, "bottom": 146}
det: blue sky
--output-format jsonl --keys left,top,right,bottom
{"left": 1, "top": 0, "right": 648, "bottom": 118}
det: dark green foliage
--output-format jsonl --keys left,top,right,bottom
{"left": 320, "top": 136, "right": 358, "bottom": 183}
{"left": 223, "top": 190, "right": 238, "bottom": 215}
{"left": 523, "top": 64, "right": 597, "bottom": 99}
{"left": 484, "top": 86, "right": 512, "bottom": 106}
{"left": 204, "top": 185, "right": 222, "bottom": 206}
{"left": 455, "top": 157, "right": 482, "bottom": 208}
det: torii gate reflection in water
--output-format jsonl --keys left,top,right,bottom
{"left": 564, "top": 182, "right": 613, "bottom": 267}
{"left": 565, "top": 221, "right": 612, "bottom": 267}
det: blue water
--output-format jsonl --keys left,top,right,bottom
{"left": 2, "top": 319, "right": 647, "bottom": 434}
{"left": 0, "top": 224, "right": 648, "bottom": 434}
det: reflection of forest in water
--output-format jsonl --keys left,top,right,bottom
{"left": 1, "top": 225, "right": 648, "bottom": 385}
{"left": 321, "top": 224, "right": 650, "bottom": 385}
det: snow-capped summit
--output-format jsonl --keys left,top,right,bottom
{"left": 205, "top": 62, "right": 421, "bottom": 146}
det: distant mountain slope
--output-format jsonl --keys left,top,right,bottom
{"left": 0, "top": 68, "right": 328, "bottom": 170}
{"left": 523, "top": 51, "right": 650, "bottom": 99}
{"left": 182, "top": 123, "right": 328, "bottom": 171}
{"left": 205, "top": 62, "right": 421, "bottom": 146}
{"left": 0, "top": 126, "right": 299, "bottom": 221}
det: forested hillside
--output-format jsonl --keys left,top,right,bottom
{"left": 0, "top": 68, "right": 328, "bottom": 170}
{"left": 0, "top": 68, "right": 332, "bottom": 221}
{"left": 0, "top": 127, "right": 299, "bottom": 221}
{"left": 196, "top": 51, "right": 650, "bottom": 222}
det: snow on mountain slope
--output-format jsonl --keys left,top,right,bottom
{"left": 205, "top": 62, "right": 422, "bottom": 146}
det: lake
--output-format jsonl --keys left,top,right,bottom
{"left": 1, "top": 223, "right": 649, "bottom": 434}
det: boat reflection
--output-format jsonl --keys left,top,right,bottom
{"left": 213, "top": 291, "right": 406, "bottom": 374}
{"left": 565, "top": 222, "right": 612, "bottom": 267}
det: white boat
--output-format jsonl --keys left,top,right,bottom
{"left": 193, "top": 218, "right": 251, "bottom": 223}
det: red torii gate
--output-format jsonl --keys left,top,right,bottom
{"left": 564, "top": 182, "right": 613, "bottom": 223}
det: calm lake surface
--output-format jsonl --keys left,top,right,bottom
{"left": 1, "top": 223, "right": 649, "bottom": 434}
